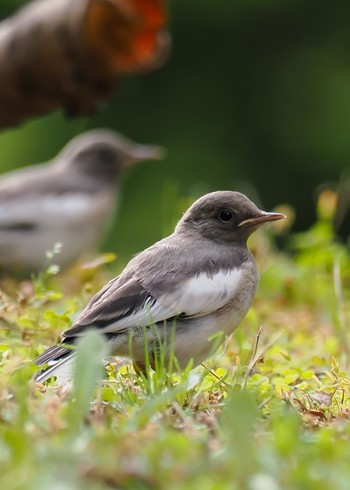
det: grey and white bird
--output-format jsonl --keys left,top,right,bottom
{"left": 33, "top": 191, "right": 285, "bottom": 384}
{"left": 0, "top": 129, "right": 163, "bottom": 274}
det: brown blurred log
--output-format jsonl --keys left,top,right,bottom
{"left": 0, "top": 0, "right": 169, "bottom": 129}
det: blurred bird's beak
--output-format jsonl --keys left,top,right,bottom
{"left": 124, "top": 144, "right": 166, "bottom": 166}
{"left": 238, "top": 211, "right": 286, "bottom": 228}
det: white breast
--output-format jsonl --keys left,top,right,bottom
{"left": 171, "top": 261, "right": 259, "bottom": 367}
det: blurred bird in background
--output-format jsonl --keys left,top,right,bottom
{"left": 0, "top": 129, "right": 164, "bottom": 275}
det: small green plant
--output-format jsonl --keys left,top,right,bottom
{"left": 31, "top": 242, "right": 63, "bottom": 303}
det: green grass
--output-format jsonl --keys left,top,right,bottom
{"left": 1, "top": 190, "right": 350, "bottom": 489}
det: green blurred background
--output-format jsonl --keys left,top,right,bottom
{"left": 1, "top": 0, "right": 350, "bottom": 263}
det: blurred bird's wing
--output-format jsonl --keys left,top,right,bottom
{"left": 0, "top": 193, "right": 98, "bottom": 230}
{"left": 0, "top": 165, "right": 108, "bottom": 230}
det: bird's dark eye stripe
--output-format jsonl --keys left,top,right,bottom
{"left": 219, "top": 209, "right": 233, "bottom": 222}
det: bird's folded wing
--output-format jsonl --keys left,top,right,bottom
{"left": 0, "top": 193, "right": 96, "bottom": 230}
{"left": 0, "top": 164, "right": 105, "bottom": 230}
{"left": 63, "top": 277, "right": 176, "bottom": 337}
{"left": 62, "top": 267, "right": 243, "bottom": 339}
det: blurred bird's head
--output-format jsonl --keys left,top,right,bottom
{"left": 58, "top": 129, "right": 165, "bottom": 182}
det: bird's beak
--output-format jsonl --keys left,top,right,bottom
{"left": 124, "top": 144, "right": 166, "bottom": 167}
{"left": 238, "top": 211, "right": 286, "bottom": 228}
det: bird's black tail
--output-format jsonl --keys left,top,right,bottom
{"left": 33, "top": 343, "right": 76, "bottom": 384}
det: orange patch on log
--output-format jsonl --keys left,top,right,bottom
{"left": 84, "top": 0, "right": 167, "bottom": 74}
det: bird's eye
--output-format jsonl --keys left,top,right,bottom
{"left": 219, "top": 209, "right": 233, "bottom": 222}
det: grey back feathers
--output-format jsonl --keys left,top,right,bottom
{"left": 33, "top": 191, "right": 285, "bottom": 383}
{"left": 0, "top": 129, "right": 163, "bottom": 273}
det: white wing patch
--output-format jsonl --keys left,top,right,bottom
{"left": 41, "top": 194, "right": 92, "bottom": 214}
{"left": 0, "top": 192, "right": 115, "bottom": 232}
{"left": 0, "top": 194, "right": 92, "bottom": 227}
{"left": 158, "top": 268, "right": 243, "bottom": 317}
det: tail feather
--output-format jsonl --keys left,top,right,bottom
{"left": 35, "top": 343, "right": 74, "bottom": 365}
{"left": 33, "top": 332, "right": 112, "bottom": 385}
{"left": 34, "top": 340, "right": 76, "bottom": 384}
{"left": 33, "top": 352, "right": 76, "bottom": 384}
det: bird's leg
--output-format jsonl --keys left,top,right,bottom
{"left": 132, "top": 351, "right": 157, "bottom": 377}
{"left": 132, "top": 360, "right": 149, "bottom": 377}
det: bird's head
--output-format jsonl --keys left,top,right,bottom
{"left": 176, "top": 191, "right": 285, "bottom": 245}
{"left": 58, "top": 130, "right": 164, "bottom": 182}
